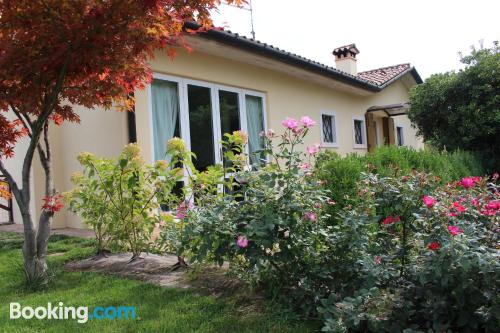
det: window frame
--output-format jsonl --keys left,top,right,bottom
{"left": 352, "top": 115, "right": 367, "bottom": 149}
{"left": 319, "top": 110, "right": 339, "bottom": 148}
{"left": 396, "top": 124, "right": 405, "bottom": 147}
{"left": 148, "top": 72, "right": 267, "bottom": 164}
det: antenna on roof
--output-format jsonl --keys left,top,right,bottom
{"left": 223, "top": 0, "right": 256, "bottom": 39}
{"left": 249, "top": 0, "right": 256, "bottom": 39}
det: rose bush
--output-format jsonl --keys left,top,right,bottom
{"left": 180, "top": 117, "right": 335, "bottom": 312}
{"left": 319, "top": 173, "right": 500, "bottom": 332}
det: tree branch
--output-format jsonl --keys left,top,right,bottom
{"left": 10, "top": 104, "right": 33, "bottom": 138}
{"left": 21, "top": 48, "right": 71, "bottom": 201}
{"left": 0, "top": 159, "right": 22, "bottom": 205}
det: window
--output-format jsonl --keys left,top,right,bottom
{"left": 396, "top": 125, "right": 405, "bottom": 146}
{"left": 149, "top": 74, "right": 267, "bottom": 174}
{"left": 320, "top": 111, "right": 338, "bottom": 147}
{"left": 352, "top": 116, "right": 367, "bottom": 148}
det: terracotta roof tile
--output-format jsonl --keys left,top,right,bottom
{"left": 357, "top": 64, "right": 411, "bottom": 86}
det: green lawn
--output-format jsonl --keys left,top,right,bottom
{"left": 0, "top": 232, "right": 315, "bottom": 333}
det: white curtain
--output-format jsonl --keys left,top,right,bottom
{"left": 152, "top": 79, "right": 179, "bottom": 161}
{"left": 245, "top": 95, "right": 264, "bottom": 165}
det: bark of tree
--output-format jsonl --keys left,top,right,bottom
{"left": 0, "top": 54, "right": 69, "bottom": 283}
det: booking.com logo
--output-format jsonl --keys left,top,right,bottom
{"left": 10, "top": 302, "right": 137, "bottom": 324}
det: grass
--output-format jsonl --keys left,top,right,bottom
{"left": 0, "top": 232, "right": 315, "bottom": 333}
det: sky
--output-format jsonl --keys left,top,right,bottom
{"left": 211, "top": 0, "right": 499, "bottom": 79}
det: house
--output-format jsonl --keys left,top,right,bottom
{"left": 4, "top": 25, "right": 424, "bottom": 229}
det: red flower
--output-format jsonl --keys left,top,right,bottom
{"left": 383, "top": 216, "right": 401, "bottom": 225}
{"left": 41, "top": 195, "right": 64, "bottom": 213}
{"left": 452, "top": 201, "right": 466, "bottom": 213}
{"left": 427, "top": 242, "right": 441, "bottom": 251}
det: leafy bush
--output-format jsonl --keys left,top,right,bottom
{"left": 316, "top": 146, "right": 484, "bottom": 216}
{"left": 319, "top": 173, "right": 500, "bottom": 332}
{"left": 65, "top": 142, "right": 188, "bottom": 258}
{"left": 408, "top": 42, "right": 500, "bottom": 171}
{"left": 180, "top": 117, "right": 334, "bottom": 313}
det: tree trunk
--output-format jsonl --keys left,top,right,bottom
{"left": 3, "top": 123, "right": 56, "bottom": 284}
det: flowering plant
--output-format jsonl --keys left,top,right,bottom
{"left": 319, "top": 172, "right": 500, "bottom": 332}
{"left": 180, "top": 117, "right": 332, "bottom": 310}
{"left": 65, "top": 143, "right": 188, "bottom": 258}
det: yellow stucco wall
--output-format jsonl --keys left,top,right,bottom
{"left": 20, "top": 45, "right": 422, "bottom": 229}
{"left": 135, "top": 48, "right": 423, "bottom": 163}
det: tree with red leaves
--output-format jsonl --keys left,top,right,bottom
{"left": 0, "top": 0, "right": 242, "bottom": 283}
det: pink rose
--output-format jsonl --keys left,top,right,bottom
{"left": 485, "top": 200, "right": 500, "bottom": 210}
{"left": 176, "top": 201, "right": 193, "bottom": 219}
{"left": 281, "top": 117, "right": 299, "bottom": 130}
{"left": 447, "top": 225, "right": 464, "bottom": 236}
{"left": 298, "top": 162, "right": 311, "bottom": 170}
{"left": 304, "top": 211, "right": 317, "bottom": 222}
{"left": 306, "top": 143, "right": 321, "bottom": 155}
{"left": 236, "top": 235, "right": 249, "bottom": 248}
{"left": 459, "top": 177, "right": 476, "bottom": 189}
{"left": 300, "top": 116, "right": 316, "bottom": 128}
{"left": 422, "top": 195, "right": 436, "bottom": 208}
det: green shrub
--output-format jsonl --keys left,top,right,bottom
{"left": 65, "top": 142, "right": 189, "bottom": 258}
{"left": 316, "top": 146, "right": 484, "bottom": 216}
{"left": 180, "top": 117, "right": 333, "bottom": 314}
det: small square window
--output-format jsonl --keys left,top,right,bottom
{"left": 352, "top": 117, "right": 367, "bottom": 148}
{"left": 396, "top": 126, "right": 405, "bottom": 146}
{"left": 320, "top": 111, "right": 338, "bottom": 147}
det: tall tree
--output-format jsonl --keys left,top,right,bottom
{"left": 0, "top": 0, "right": 243, "bottom": 283}
{"left": 408, "top": 42, "right": 500, "bottom": 171}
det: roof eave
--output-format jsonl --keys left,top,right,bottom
{"left": 183, "top": 23, "right": 423, "bottom": 92}
{"left": 184, "top": 22, "right": 380, "bottom": 92}
{"left": 376, "top": 66, "right": 423, "bottom": 89}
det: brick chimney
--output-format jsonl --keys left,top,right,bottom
{"left": 333, "top": 44, "right": 359, "bottom": 75}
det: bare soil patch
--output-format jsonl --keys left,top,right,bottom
{"left": 65, "top": 253, "right": 266, "bottom": 311}
{"left": 65, "top": 252, "right": 189, "bottom": 288}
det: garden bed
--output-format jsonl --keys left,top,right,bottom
{"left": 65, "top": 253, "right": 189, "bottom": 288}
{"left": 65, "top": 253, "right": 253, "bottom": 301}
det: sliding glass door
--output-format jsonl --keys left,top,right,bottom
{"left": 151, "top": 79, "right": 180, "bottom": 161}
{"left": 150, "top": 74, "right": 266, "bottom": 172}
{"left": 187, "top": 84, "right": 215, "bottom": 171}
{"left": 218, "top": 90, "right": 241, "bottom": 136}
{"left": 245, "top": 95, "right": 265, "bottom": 165}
